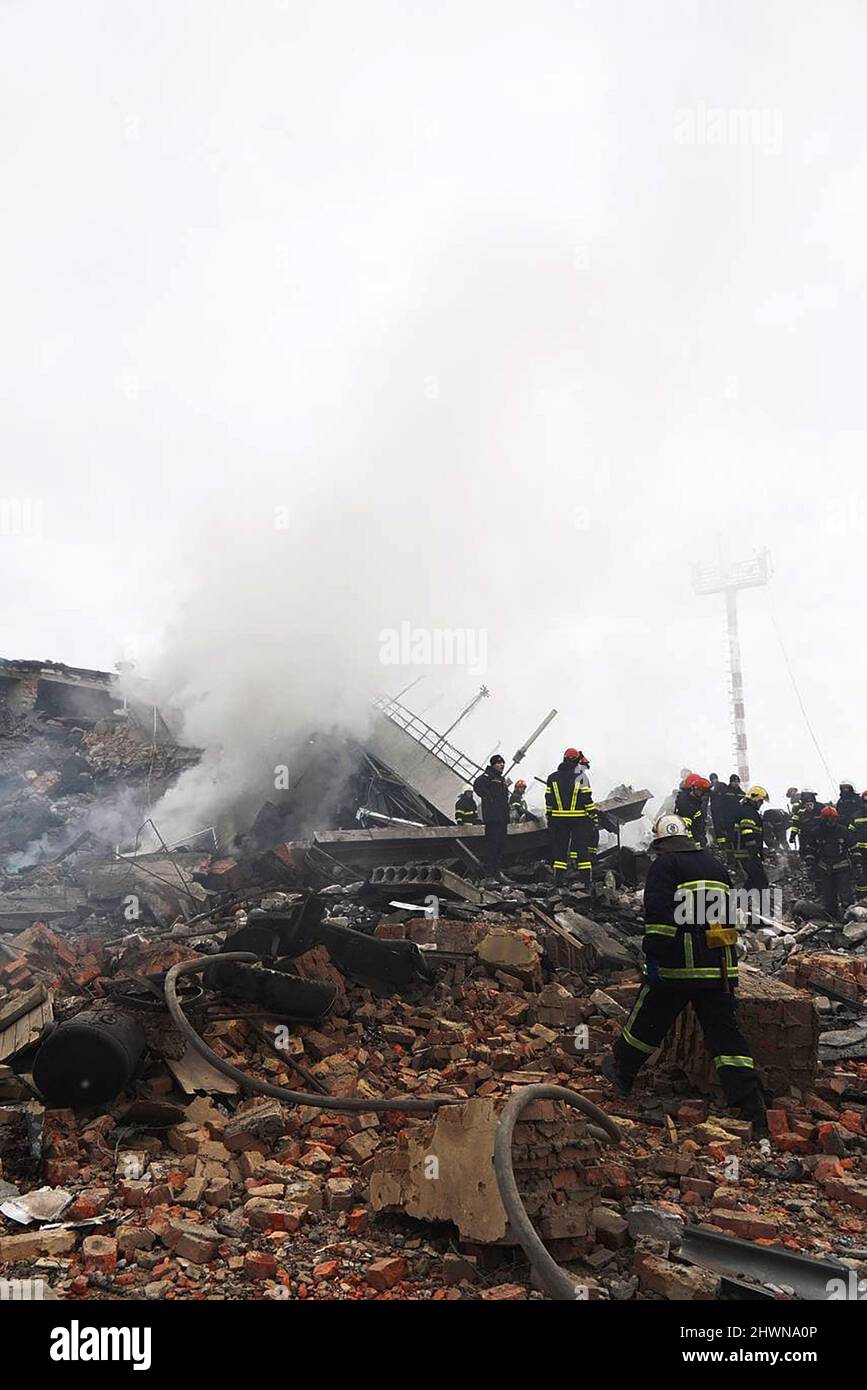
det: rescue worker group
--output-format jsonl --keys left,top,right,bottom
{"left": 457, "top": 751, "right": 867, "bottom": 1136}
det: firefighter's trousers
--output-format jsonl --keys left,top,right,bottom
{"left": 549, "top": 819, "right": 592, "bottom": 884}
{"left": 613, "top": 984, "right": 761, "bottom": 1108}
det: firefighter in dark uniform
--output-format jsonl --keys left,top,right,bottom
{"left": 837, "top": 782, "right": 861, "bottom": 826}
{"left": 454, "top": 788, "right": 479, "bottom": 825}
{"left": 675, "top": 773, "right": 711, "bottom": 846}
{"left": 545, "top": 748, "right": 598, "bottom": 888}
{"left": 508, "top": 780, "right": 535, "bottom": 823}
{"left": 604, "top": 814, "right": 767, "bottom": 1132}
{"left": 789, "top": 790, "right": 822, "bottom": 857}
{"left": 811, "top": 805, "right": 854, "bottom": 919}
{"left": 714, "top": 776, "right": 743, "bottom": 862}
{"left": 733, "top": 785, "right": 770, "bottom": 892}
{"left": 848, "top": 792, "right": 867, "bottom": 900}
{"left": 472, "top": 756, "right": 510, "bottom": 875}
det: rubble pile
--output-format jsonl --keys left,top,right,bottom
{"left": 0, "top": 869, "right": 866, "bottom": 1303}
{"left": 4, "top": 662, "right": 867, "bottom": 1300}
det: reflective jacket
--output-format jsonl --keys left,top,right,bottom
{"left": 545, "top": 763, "right": 597, "bottom": 825}
{"left": 509, "top": 790, "right": 532, "bottom": 823}
{"left": 837, "top": 791, "right": 861, "bottom": 826}
{"left": 454, "top": 791, "right": 479, "bottom": 825}
{"left": 641, "top": 848, "right": 737, "bottom": 990}
{"left": 734, "top": 800, "right": 764, "bottom": 860}
{"left": 813, "top": 819, "right": 853, "bottom": 869}
{"left": 674, "top": 789, "right": 707, "bottom": 845}
{"left": 848, "top": 804, "right": 867, "bottom": 849}
{"left": 791, "top": 801, "right": 823, "bottom": 852}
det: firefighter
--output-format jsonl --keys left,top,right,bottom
{"left": 603, "top": 814, "right": 767, "bottom": 1133}
{"left": 837, "top": 781, "right": 861, "bottom": 826}
{"left": 707, "top": 772, "right": 723, "bottom": 844}
{"left": 508, "top": 779, "right": 535, "bottom": 823}
{"left": 789, "top": 790, "right": 822, "bottom": 857}
{"left": 675, "top": 773, "right": 711, "bottom": 846}
{"left": 734, "top": 786, "right": 770, "bottom": 893}
{"left": 545, "top": 748, "right": 598, "bottom": 888}
{"left": 848, "top": 792, "right": 867, "bottom": 900}
{"left": 714, "top": 776, "right": 743, "bottom": 862}
{"left": 811, "top": 806, "right": 854, "bottom": 919}
{"left": 472, "top": 756, "right": 510, "bottom": 875}
{"left": 762, "top": 806, "right": 790, "bottom": 853}
{"left": 454, "top": 788, "right": 479, "bottom": 825}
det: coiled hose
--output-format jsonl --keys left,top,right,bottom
{"left": 493, "top": 1083, "right": 622, "bottom": 1300}
{"left": 164, "top": 952, "right": 455, "bottom": 1115}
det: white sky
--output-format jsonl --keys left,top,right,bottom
{"left": 1, "top": 0, "right": 864, "bottom": 823}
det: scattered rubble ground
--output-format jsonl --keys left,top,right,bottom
{"left": 3, "top": 661, "right": 867, "bottom": 1302}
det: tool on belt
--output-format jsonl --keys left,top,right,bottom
{"left": 705, "top": 922, "right": 738, "bottom": 992}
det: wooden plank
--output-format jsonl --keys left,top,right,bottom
{"left": 0, "top": 995, "right": 53, "bottom": 1062}
{"left": 0, "top": 984, "right": 47, "bottom": 1032}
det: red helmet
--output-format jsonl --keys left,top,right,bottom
{"left": 820, "top": 805, "right": 838, "bottom": 819}
{"left": 563, "top": 748, "right": 580, "bottom": 761}
{"left": 514, "top": 779, "right": 527, "bottom": 791}
{"left": 684, "top": 773, "right": 711, "bottom": 793}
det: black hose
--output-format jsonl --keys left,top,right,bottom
{"left": 164, "top": 953, "right": 454, "bottom": 1114}
{"left": 493, "top": 1083, "right": 622, "bottom": 1300}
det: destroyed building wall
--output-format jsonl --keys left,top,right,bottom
{"left": 365, "top": 710, "right": 478, "bottom": 822}
{"left": 369, "top": 1096, "right": 604, "bottom": 1251}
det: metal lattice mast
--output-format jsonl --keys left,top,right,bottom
{"left": 691, "top": 550, "right": 771, "bottom": 784}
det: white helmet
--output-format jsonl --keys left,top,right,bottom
{"left": 652, "top": 813, "right": 690, "bottom": 843}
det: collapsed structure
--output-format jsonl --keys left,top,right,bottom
{"left": 1, "top": 657, "right": 867, "bottom": 1302}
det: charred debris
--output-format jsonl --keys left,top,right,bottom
{"left": 2, "top": 659, "right": 867, "bottom": 1301}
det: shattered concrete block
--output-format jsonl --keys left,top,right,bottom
{"left": 634, "top": 1251, "right": 720, "bottom": 1300}
{"left": 0, "top": 1228, "right": 78, "bottom": 1262}
{"left": 223, "top": 1099, "right": 286, "bottom": 1151}
{"left": 369, "top": 1096, "right": 602, "bottom": 1247}
{"left": 476, "top": 928, "right": 542, "bottom": 983}
{"left": 626, "top": 1203, "right": 684, "bottom": 1247}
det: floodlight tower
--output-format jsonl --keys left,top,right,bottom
{"left": 691, "top": 550, "right": 771, "bottom": 785}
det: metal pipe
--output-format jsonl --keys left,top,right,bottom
{"left": 505, "top": 708, "right": 559, "bottom": 776}
{"left": 493, "top": 1083, "right": 621, "bottom": 1300}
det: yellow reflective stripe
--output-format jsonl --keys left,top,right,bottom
{"left": 624, "top": 986, "right": 648, "bottom": 1032}
{"left": 549, "top": 810, "right": 588, "bottom": 817}
{"left": 684, "top": 932, "right": 694, "bottom": 970}
{"left": 623, "top": 1027, "right": 654, "bottom": 1055}
{"left": 677, "top": 880, "right": 729, "bottom": 891}
{"left": 644, "top": 923, "right": 677, "bottom": 936}
{"left": 714, "top": 1055, "right": 754, "bottom": 1069}
{"left": 658, "top": 966, "right": 738, "bottom": 979}
{"left": 551, "top": 781, "right": 564, "bottom": 812}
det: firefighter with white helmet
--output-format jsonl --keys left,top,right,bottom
{"left": 603, "top": 812, "right": 767, "bottom": 1134}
